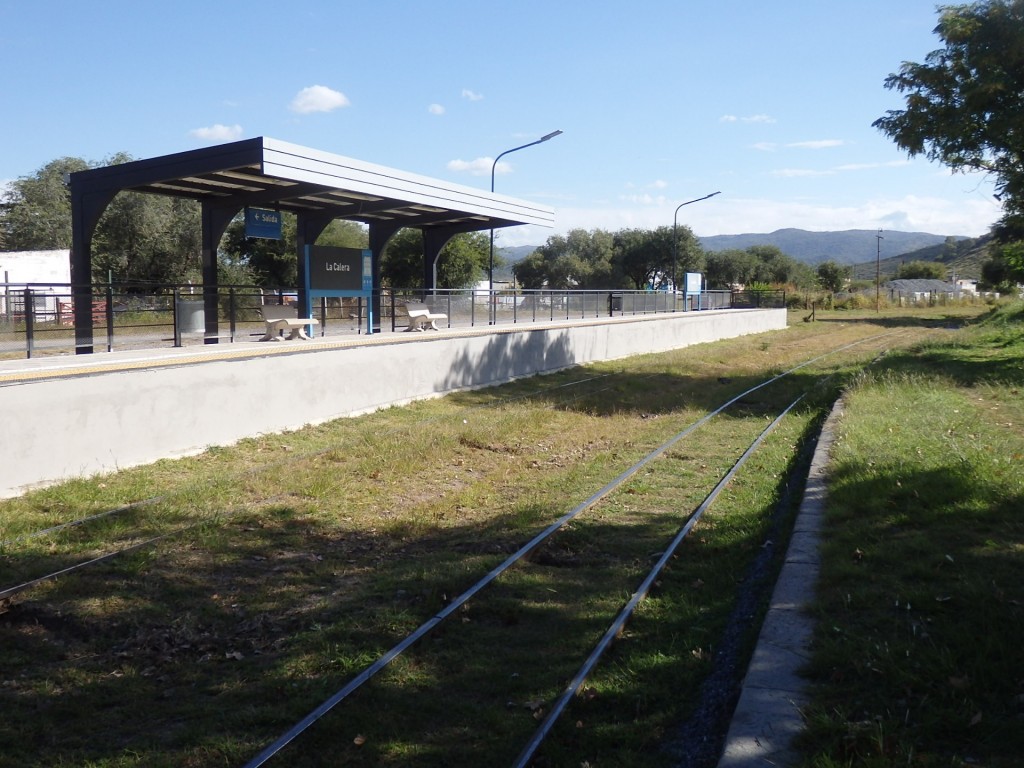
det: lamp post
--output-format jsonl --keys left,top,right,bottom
{"left": 875, "top": 228, "right": 884, "bottom": 312}
{"left": 488, "top": 129, "right": 563, "bottom": 324}
{"left": 672, "top": 191, "right": 720, "bottom": 309}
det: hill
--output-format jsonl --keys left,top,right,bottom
{"left": 699, "top": 229, "right": 964, "bottom": 266}
{"left": 849, "top": 233, "right": 993, "bottom": 281}
{"left": 493, "top": 230, "right": 994, "bottom": 282}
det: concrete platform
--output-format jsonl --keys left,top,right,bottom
{"left": 0, "top": 308, "right": 786, "bottom": 498}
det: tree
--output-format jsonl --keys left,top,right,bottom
{"left": 980, "top": 241, "right": 1024, "bottom": 291}
{"left": 512, "top": 250, "right": 548, "bottom": 290}
{"left": 518, "top": 229, "right": 617, "bottom": 289}
{"left": 222, "top": 214, "right": 298, "bottom": 287}
{"left": 816, "top": 260, "right": 852, "bottom": 293}
{"left": 0, "top": 157, "right": 89, "bottom": 249}
{"left": 745, "top": 245, "right": 815, "bottom": 288}
{"left": 1, "top": 154, "right": 205, "bottom": 284}
{"left": 706, "top": 249, "right": 757, "bottom": 289}
{"left": 894, "top": 260, "right": 947, "bottom": 280}
{"left": 379, "top": 228, "right": 489, "bottom": 291}
{"left": 614, "top": 225, "right": 702, "bottom": 290}
{"left": 873, "top": 1, "right": 1024, "bottom": 239}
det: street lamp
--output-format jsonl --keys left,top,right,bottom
{"left": 488, "top": 129, "right": 563, "bottom": 324}
{"left": 672, "top": 191, "right": 720, "bottom": 306}
{"left": 875, "top": 228, "right": 884, "bottom": 312}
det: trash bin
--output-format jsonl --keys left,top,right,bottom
{"left": 609, "top": 293, "right": 623, "bottom": 312}
{"left": 175, "top": 300, "right": 205, "bottom": 334}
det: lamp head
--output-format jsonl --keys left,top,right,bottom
{"left": 540, "top": 130, "right": 563, "bottom": 142}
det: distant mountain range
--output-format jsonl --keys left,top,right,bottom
{"left": 497, "top": 229, "right": 989, "bottom": 279}
{"left": 698, "top": 229, "right": 964, "bottom": 266}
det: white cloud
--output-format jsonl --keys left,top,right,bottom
{"left": 753, "top": 142, "right": 778, "bottom": 151}
{"left": 289, "top": 85, "right": 350, "bottom": 114}
{"left": 620, "top": 192, "right": 668, "bottom": 206}
{"left": 651, "top": 179, "right": 668, "bottom": 189}
{"left": 428, "top": 103, "right": 445, "bottom": 115}
{"left": 448, "top": 157, "right": 505, "bottom": 177}
{"left": 461, "top": 88, "right": 484, "bottom": 101}
{"left": 772, "top": 168, "right": 835, "bottom": 178}
{"left": 721, "top": 113, "right": 776, "bottom": 124}
{"left": 189, "top": 123, "right": 243, "bottom": 142}
{"left": 787, "top": 139, "right": 845, "bottom": 149}
{"left": 835, "top": 160, "right": 912, "bottom": 172}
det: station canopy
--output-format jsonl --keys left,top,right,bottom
{"left": 71, "top": 136, "right": 555, "bottom": 232}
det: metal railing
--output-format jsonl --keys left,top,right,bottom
{"left": 0, "top": 283, "right": 785, "bottom": 360}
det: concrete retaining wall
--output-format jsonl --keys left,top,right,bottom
{"left": 1, "top": 309, "right": 786, "bottom": 497}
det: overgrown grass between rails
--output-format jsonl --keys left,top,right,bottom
{"left": 797, "top": 308, "right": 1024, "bottom": 768}
{"left": 0, "top": 307, "right": 988, "bottom": 767}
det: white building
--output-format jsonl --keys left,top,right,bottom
{"left": 1, "top": 250, "right": 71, "bottom": 319}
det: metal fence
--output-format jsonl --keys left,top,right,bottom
{"left": 0, "top": 283, "right": 785, "bottom": 359}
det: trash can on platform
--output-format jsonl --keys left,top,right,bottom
{"left": 175, "top": 300, "right": 205, "bottom": 334}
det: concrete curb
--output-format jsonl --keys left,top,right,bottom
{"left": 716, "top": 398, "right": 845, "bottom": 767}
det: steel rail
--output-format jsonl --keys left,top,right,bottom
{"left": 241, "top": 332, "right": 897, "bottom": 767}
{"left": 512, "top": 395, "right": 805, "bottom": 768}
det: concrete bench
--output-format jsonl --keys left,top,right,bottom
{"left": 259, "top": 304, "right": 319, "bottom": 341}
{"left": 403, "top": 301, "right": 448, "bottom": 331}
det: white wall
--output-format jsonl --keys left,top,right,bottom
{"left": 0, "top": 250, "right": 71, "bottom": 284}
{"left": 0, "top": 309, "right": 787, "bottom": 497}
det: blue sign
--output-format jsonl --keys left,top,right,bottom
{"left": 245, "top": 208, "right": 282, "bottom": 240}
{"left": 362, "top": 252, "right": 373, "bottom": 291}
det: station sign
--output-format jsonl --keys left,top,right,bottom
{"left": 244, "top": 208, "right": 282, "bottom": 240}
{"left": 307, "top": 246, "right": 371, "bottom": 293}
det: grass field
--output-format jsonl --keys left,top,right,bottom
{"left": 0, "top": 303, "right": 1019, "bottom": 767}
{"left": 797, "top": 302, "right": 1024, "bottom": 768}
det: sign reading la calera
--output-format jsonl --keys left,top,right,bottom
{"left": 306, "top": 246, "right": 371, "bottom": 293}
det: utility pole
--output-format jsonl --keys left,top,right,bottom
{"left": 875, "top": 229, "right": 884, "bottom": 312}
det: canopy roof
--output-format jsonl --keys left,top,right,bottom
{"left": 70, "top": 136, "right": 555, "bottom": 232}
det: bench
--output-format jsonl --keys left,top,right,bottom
{"left": 403, "top": 301, "right": 448, "bottom": 331}
{"left": 259, "top": 304, "right": 319, "bottom": 341}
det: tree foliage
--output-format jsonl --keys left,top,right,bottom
{"left": 873, "top": 0, "right": 1024, "bottom": 239}
{"left": 0, "top": 157, "right": 89, "bottom": 250}
{"left": 379, "top": 229, "right": 489, "bottom": 291}
{"left": 894, "top": 260, "right": 948, "bottom": 280}
{"left": 706, "top": 249, "right": 757, "bottom": 288}
{"left": 514, "top": 226, "right": 704, "bottom": 291}
{"left": 0, "top": 154, "right": 205, "bottom": 284}
{"left": 615, "top": 225, "right": 703, "bottom": 290}
{"left": 515, "top": 229, "right": 617, "bottom": 289}
{"left": 706, "top": 245, "right": 814, "bottom": 289}
{"left": 816, "top": 260, "right": 852, "bottom": 293}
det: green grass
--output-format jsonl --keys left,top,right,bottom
{"left": 797, "top": 302, "right": 1024, "bottom": 767}
{"left": 0, "top": 303, "right": 1016, "bottom": 767}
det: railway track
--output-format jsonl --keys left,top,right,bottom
{"left": 0, "top": 327, "right": 915, "bottom": 767}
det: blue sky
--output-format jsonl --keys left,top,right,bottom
{"left": 0, "top": 0, "right": 1003, "bottom": 247}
